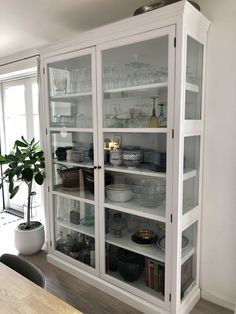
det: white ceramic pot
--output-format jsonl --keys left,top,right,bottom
{"left": 14, "top": 222, "right": 45, "bottom": 255}
{"left": 106, "top": 184, "right": 133, "bottom": 202}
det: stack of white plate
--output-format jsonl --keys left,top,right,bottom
{"left": 71, "top": 148, "right": 85, "bottom": 162}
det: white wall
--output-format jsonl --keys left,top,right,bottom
{"left": 198, "top": 0, "right": 236, "bottom": 310}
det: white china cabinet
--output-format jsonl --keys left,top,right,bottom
{"left": 40, "top": 1, "right": 210, "bottom": 313}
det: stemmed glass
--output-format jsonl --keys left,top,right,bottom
{"left": 149, "top": 96, "right": 159, "bottom": 128}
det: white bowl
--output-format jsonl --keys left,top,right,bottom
{"left": 110, "top": 159, "right": 122, "bottom": 166}
{"left": 106, "top": 184, "right": 133, "bottom": 202}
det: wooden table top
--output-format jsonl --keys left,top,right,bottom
{"left": 0, "top": 262, "right": 82, "bottom": 313}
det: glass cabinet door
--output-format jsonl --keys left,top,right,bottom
{"left": 46, "top": 49, "right": 97, "bottom": 271}
{"left": 183, "top": 135, "right": 201, "bottom": 215}
{"left": 98, "top": 27, "right": 175, "bottom": 308}
{"left": 180, "top": 221, "right": 198, "bottom": 301}
{"left": 102, "top": 35, "right": 169, "bottom": 129}
{"left": 180, "top": 35, "right": 204, "bottom": 301}
{"left": 185, "top": 36, "right": 204, "bottom": 120}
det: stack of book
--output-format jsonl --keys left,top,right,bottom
{"left": 145, "top": 257, "right": 165, "bottom": 295}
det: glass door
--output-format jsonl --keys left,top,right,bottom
{"left": 98, "top": 26, "right": 175, "bottom": 309}
{"left": 46, "top": 48, "right": 98, "bottom": 273}
{"left": 180, "top": 36, "right": 204, "bottom": 301}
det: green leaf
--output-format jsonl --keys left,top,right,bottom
{"left": 22, "top": 168, "right": 33, "bottom": 182}
{"left": 3, "top": 169, "right": 11, "bottom": 175}
{"left": 15, "top": 140, "right": 28, "bottom": 147}
{"left": 9, "top": 182, "right": 14, "bottom": 193}
{"left": 7, "top": 154, "right": 19, "bottom": 162}
{"left": 21, "top": 136, "right": 28, "bottom": 144}
{"left": 0, "top": 155, "right": 5, "bottom": 162}
{"left": 34, "top": 173, "right": 44, "bottom": 185}
{"left": 30, "top": 138, "right": 35, "bottom": 145}
{"left": 33, "top": 151, "right": 44, "bottom": 159}
{"left": 0, "top": 159, "right": 9, "bottom": 165}
{"left": 24, "top": 159, "right": 36, "bottom": 165}
{"left": 9, "top": 162, "right": 18, "bottom": 168}
{"left": 8, "top": 170, "right": 15, "bottom": 182}
{"left": 10, "top": 186, "right": 19, "bottom": 199}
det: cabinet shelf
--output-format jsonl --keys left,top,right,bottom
{"left": 183, "top": 168, "right": 197, "bottom": 181}
{"left": 50, "top": 91, "right": 92, "bottom": 101}
{"left": 181, "top": 244, "right": 195, "bottom": 265}
{"left": 49, "top": 127, "right": 94, "bottom": 133}
{"left": 104, "top": 82, "right": 167, "bottom": 94}
{"left": 103, "top": 82, "right": 199, "bottom": 95}
{"left": 56, "top": 218, "right": 95, "bottom": 237}
{"left": 52, "top": 185, "right": 95, "bottom": 204}
{"left": 104, "top": 165, "right": 166, "bottom": 178}
{"left": 53, "top": 159, "right": 94, "bottom": 169}
{"left": 104, "top": 200, "right": 166, "bottom": 222}
{"left": 106, "top": 232, "right": 165, "bottom": 262}
{"left": 103, "top": 127, "right": 167, "bottom": 133}
{"left": 186, "top": 82, "right": 200, "bottom": 93}
{"left": 106, "top": 232, "right": 194, "bottom": 265}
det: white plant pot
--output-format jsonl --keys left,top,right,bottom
{"left": 14, "top": 222, "right": 45, "bottom": 255}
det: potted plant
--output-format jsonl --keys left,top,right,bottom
{"left": 0, "top": 137, "right": 45, "bottom": 255}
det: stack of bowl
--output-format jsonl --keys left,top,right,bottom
{"left": 122, "top": 149, "right": 142, "bottom": 168}
{"left": 133, "top": 178, "right": 165, "bottom": 207}
{"left": 105, "top": 184, "right": 133, "bottom": 202}
{"left": 144, "top": 151, "right": 166, "bottom": 172}
{"left": 110, "top": 149, "right": 122, "bottom": 166}
{"left": 71, "top": 148, "right": 85, "bottom": 163}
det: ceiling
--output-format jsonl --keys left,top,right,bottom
{"left": 0, "top": 0, "right": 150, "bottom": 60}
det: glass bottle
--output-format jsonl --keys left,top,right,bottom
{"left": 56, "top": 231, "right": 66, "bottom": 253}
{"left": 64, "top": 234, "right": 74, "bottom": 255}
{"left": 158, "top": 103, "right": 167, "bottom": 127}
{"left": 110, "top": 212, "right": 127, "bottom": 238}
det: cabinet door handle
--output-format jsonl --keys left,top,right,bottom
{"left": 93, "top": 166, "right": 97, "bottom": 169}
{"left": 98, "top": 166, "right": 102, "bottom": 169}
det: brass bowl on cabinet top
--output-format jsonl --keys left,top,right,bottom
{"left": 133, "top": 0, "right": 200, "bottom": 16}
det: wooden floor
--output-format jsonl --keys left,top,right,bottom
{"left": 0, "top": 215, "right": 233, "bottom": 314}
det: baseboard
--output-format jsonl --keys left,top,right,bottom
{"left": 201, "top": 290, "right": 235, "bottom": 312}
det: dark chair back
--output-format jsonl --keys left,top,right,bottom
{"left": 0, "top": 253, "right": 45, "bottom": 288}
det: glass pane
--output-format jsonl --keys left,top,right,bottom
{"left": 51, "top": 131, "right": 94, "bottom": 200}
{"left": 105, "top": 208, "right": 165, "bottom": 300}
{"left": 183, "top": 136, "right": 200, "bottom": 215}
{"left": 103, "top": 132, "right": 166, "bottom": 218}
{"left": 32, "top": 82, "right": 39, "bottom": 114}
{"left": 33, "top": 115, "right": 40, "bottom": 142}
{"left": 181, "top": 221, "right": 198, "bottom": 301}
{"left": 48, "top": 55, "right": 93, "bottom": 128}
{"left": 5, "top": 116, "right": 27, "bottom": 152}
{"left": 54, "top": 195, "right": 95, "bottom": 268}
{"left": 4, "top": 85, "right": 25, "bottom": 116}
{"left": 102, "top": 36, "right": 168, "bottom": 128}
{"left": 185, "top": 36, "right": 203, "bottom": 120}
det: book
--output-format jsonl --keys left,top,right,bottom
{"left": 145, "top": 257, "right": 149, "bottom": 287}
{"left": 146, "top": 258, "right": 165, "bottom": 294}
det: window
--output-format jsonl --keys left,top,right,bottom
{"left": 1, "top": 74, "right": 40, "bottom": 214}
